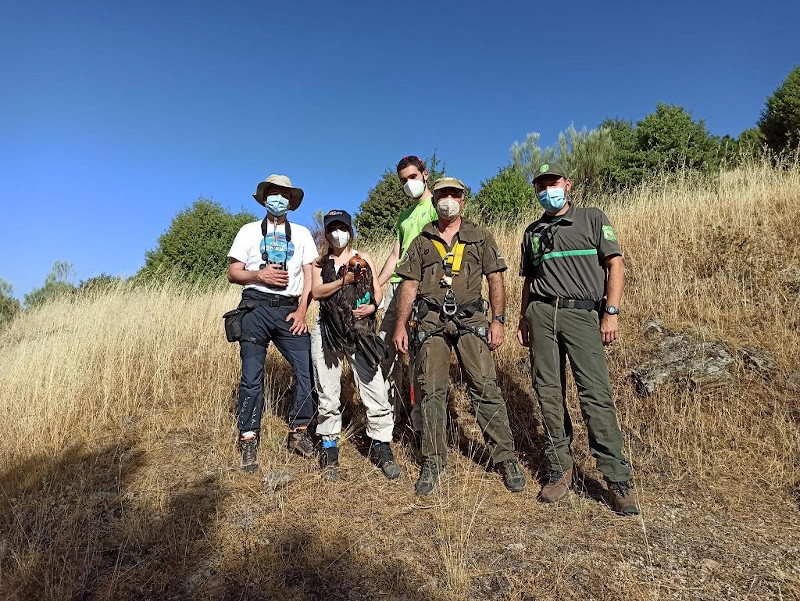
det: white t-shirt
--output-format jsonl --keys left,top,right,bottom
{"left": 228, "top": 219, "right": 318, "bottom": 297}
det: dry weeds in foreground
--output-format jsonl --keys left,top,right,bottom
{"left": 1, "top": 163, "right": 799, "bottom": 600}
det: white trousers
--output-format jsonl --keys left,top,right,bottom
{"left": 311, "top": 323, "right": 394, "bottom": 442}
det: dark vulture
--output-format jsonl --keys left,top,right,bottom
{"left": 319, "top": 256, "right": 387, "bottom": 372}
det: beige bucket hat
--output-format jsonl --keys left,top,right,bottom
{"left": 253, "top": 174, "right": 304, "bottom": 210}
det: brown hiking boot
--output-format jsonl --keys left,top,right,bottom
{"left": 238, "top": 435, "right": 259, "bottom": 473}
{"left": 606, "top": 479, "right": 640, "bottom": 515}
{"left": 287, "top": 429, "right": 316, "bottom": 458}
{"left": 539, "top": 467, "right": 573, "bottom": 503}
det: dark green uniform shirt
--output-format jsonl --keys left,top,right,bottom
{"left": 395, "top": 219, "right": 507, "bottom": 306}
{"left": 519, "top": 204, "right": 621, "bottom": 302}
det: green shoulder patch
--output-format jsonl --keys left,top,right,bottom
{"left": 602, "top": 225, "right": 617, "bottom": 242}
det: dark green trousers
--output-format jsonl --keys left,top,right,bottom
{"left": 526, "top": 301, "right": 631, "bottom": 482}
{"left": 415, "top": 317, "right": 516, "bottom": 469}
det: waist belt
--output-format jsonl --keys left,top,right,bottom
{"left": 241, "top": 292, "right": 299, "bottom": 308}
{"left": 531, "top": 294, "right": 598, "bottom": 311}
{"left": 421, "top": 297, "right": 486, "bottom": 319}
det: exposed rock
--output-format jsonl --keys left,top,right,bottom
{"left": 736, "top": 346, "right": 777, "bottom": 376}
{"left": 262, "top": 468, "right": 296, "bottom": 492}
{"left": 631, "top": 331, "right": 735, "bottom": 397}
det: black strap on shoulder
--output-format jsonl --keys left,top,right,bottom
{"left": 261, "top": 217, "right": 292, "bottom": 242}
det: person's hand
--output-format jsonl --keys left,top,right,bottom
{"left": 393, "top": 327, "right": 409, "bottom": 355}
{"left": 286, "top": 308, "right": 308, "bottom": 335}
{"left": 257, "top": 264, "right": 289, "bottom": 288}
{"left": 487, "top": 320, "right": 505, "bottom": 351}
{"left": 342, "top": 271, "right": 357, "bottom": 286}
{"left": 517, "top": 319, "right": 530, "bottom": 347}
{"left": 352, "top": 304, "right": 376, "bottom": 320}
{"left": 600, "top": 314, "right": 619, "bottom": 345}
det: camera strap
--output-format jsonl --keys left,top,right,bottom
{"left": 260, "top": 217, "right": 292, "bottom": 269}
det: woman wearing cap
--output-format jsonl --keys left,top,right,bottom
{"left": 310, "top": 210, "right": 401, "bottom": 481}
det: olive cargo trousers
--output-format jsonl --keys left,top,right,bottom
{"left": 415, "top": 316, "right": 516, "bottom": 468}
{"left": 525, "top": 301, "right": 632, "bottom": 482}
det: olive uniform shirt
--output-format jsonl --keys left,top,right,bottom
{"left": 519, "top": 204, "right": 621, "bottom": 302}
{"left": 395, "top": 219, "right": 507, "bottom": 306}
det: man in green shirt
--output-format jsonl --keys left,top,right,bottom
{"left": 378, "top": 156, "right": 439, "bottom": 438}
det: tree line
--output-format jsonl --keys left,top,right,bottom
{"left": 2, "top": 66, "right": 798, "bottom": 326}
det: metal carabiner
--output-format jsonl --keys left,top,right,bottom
{"left": 442, "top": 289, "right": 458, "bottom": 317}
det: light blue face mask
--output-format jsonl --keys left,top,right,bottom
{"left": 536, "top": 187, "right": 567, "bottom": 213}
{"left": 266, "top": 194, "right": 289, "bottom": 217}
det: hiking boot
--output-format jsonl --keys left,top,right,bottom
{"left": 287, "top": 429, "right": 316, "bottom": 458}
{"left": 606, "top": 479, "right": 640, "bottom": 515}
{"left": 319, "top": 445, "right": 340, "bottom": 482}
{"left": 415, "top": 459, "right": 445, "bottom": 496}
{"left": 373, "top": 442, "right": 401, "bottom": 480}
{"left": 238, "top": 436, "right": 259, "bottom": 473}
{"left": 498, "top": 459, "right": 527, "bottom": 493}
{"left": 539, "top": 467, "right": 573, "bottom": 503}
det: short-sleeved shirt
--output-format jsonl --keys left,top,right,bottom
{"left": 519, "top": 204, "right": 621, "bottom": 302}
{"left": 389, "top": 197, "right": 439, "bottom": 284}
{"left": 395, "top": 219, "right": 507, "bottom": 306}
{"left": 228, "top": 219, "right": 318, "bottom": 297}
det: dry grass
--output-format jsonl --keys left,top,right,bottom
{"left": 1, "top": 162, "right": 799, "bottom": 600}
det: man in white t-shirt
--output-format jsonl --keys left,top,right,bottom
{"left": 227, "top": 174, "right": 318, "bottom": 472}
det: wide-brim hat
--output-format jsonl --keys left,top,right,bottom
{"left": 253, "top": 174, "right": 304, "bottom": 210}
{"left": 432, "top": 177, "right": 467, "bottom": 192}
{"left": 532, "top": 162, "right": 568, "bottom": 184}
{"left": 323, "top": 209, "right": 352, "bottom": 229}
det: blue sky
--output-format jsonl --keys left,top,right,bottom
{"left": 1, "top": 0, "right": 798, "bottom": 300}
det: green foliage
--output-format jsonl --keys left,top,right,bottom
{"left": 718, "top": 128, "right": 766, "bottom": 165}
{"left": 24, "top": 261, "right": 77, "bottom": 308}
{"left": 139, "top": 197, "right": 257, "bottom": 283}
{"left": 635, "top": 103, "right": 719, "bottom": 172}
{"left": 355, "top": 154, "right": 446, "bottom": 240}
{"left": 472, "top": 166, "right": 535, "bottom": 219}
{"left": 511, "top": 126, "right": 616, "bottom": 197}
{"left": 0, "top": 279, "right": 21, "bottom": 327}
{"left": 78, "top": 273, "right": 123, "bottom": 293}
{"left": 759, "top": 66, "right": 800, "bottom": 156}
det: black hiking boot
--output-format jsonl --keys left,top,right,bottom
{"left": 372, "top": 442, "right": 401, "bottom": 480}
{"left": 238, "top": 434, "right": 259, "bottom": 473}
{"left": 287, "top": 429, "right": 316, "bottom": 458}
{"left": 498, "top": 459, "right": 527, "bottom": 493}
{"left": 415, "top": 459, "right": 444, "bottom": 496}
{"left": 319, "top": 445, "right": 340, "bottom": 482}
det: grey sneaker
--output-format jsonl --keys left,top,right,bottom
{"left": 499, "top": 459, "right": 527, "bottom": 493}
{"left": 238, "top": 436, "right": 259, "bottom": 473}
{"left": 539, "top": 467, "right": 573, "bottom": 503}
{"left": 606, "top": 479, "right": 640, "bottom": 515}
{"left": 373, "top": 442, "right": 401, "bottom": 480}
{"left": 319, "top": 445, "right": 339, "bottom": 482}
{"left": 415, "top": 459, "right": 444, "bottom": 496}
{"left": 287, "top": 429, "right": 316, "bottom": 458}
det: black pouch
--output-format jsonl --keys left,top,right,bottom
{"left": 222, "top": 301, "right": 258, "bottom": 343}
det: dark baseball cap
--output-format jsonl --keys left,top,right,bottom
{"left": 323, "top": 209, "right": 352, "bottom": 229}
{"left": 532, "top": 162, "right": 568, "bottom": 183}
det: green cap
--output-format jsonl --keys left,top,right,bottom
{"left": 532, "top": 162, "right": 568, "bottom": 183}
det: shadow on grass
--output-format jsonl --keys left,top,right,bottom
{"left": 0, "top": 438, "right": 228, "bottom": 600}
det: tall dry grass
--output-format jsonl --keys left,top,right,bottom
{"left": 1, "top": 161, "right": 799, "bottom": 600}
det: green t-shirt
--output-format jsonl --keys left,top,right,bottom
{"left": 390, "top": 197, "right": 439, "bottom": 283}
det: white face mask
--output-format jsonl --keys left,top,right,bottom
{"left": 329, "top": 229, "right": 351, "bottom": 248}
{"left": 403, "top": 178, "right": 426, "bottom": 199}
{"left": 435, "top": 197, "right": 461, "bottom": 219}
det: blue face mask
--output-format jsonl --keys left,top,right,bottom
{"left": 266, "top": 194, "right": 289, "bottom": 217}
{"left": 536, "top": 187, "right": 567, "bottom": 213}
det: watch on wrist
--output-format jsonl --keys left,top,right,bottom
{"left": 493, "top": 314, "right": 506, "bottom": 324}
{"left": 604, "top": 305, "right": 620, "bottom": 316}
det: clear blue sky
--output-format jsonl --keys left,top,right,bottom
{"left": 2, "top": 0, "right": 798, "bottom": 300}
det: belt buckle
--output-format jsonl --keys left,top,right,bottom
{"left": 442, "top": 290, "right": 457, "bottom": 317}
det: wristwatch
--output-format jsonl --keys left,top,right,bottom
{"left": 493, "top": 314, "right": 506, "bottom": 324}
{"left": 604, "top": 306, "right": 620, "bottom": 315}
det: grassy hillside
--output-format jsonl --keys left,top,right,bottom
{"left": 1, "top": 163, "right": 799, "bottom": 600}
